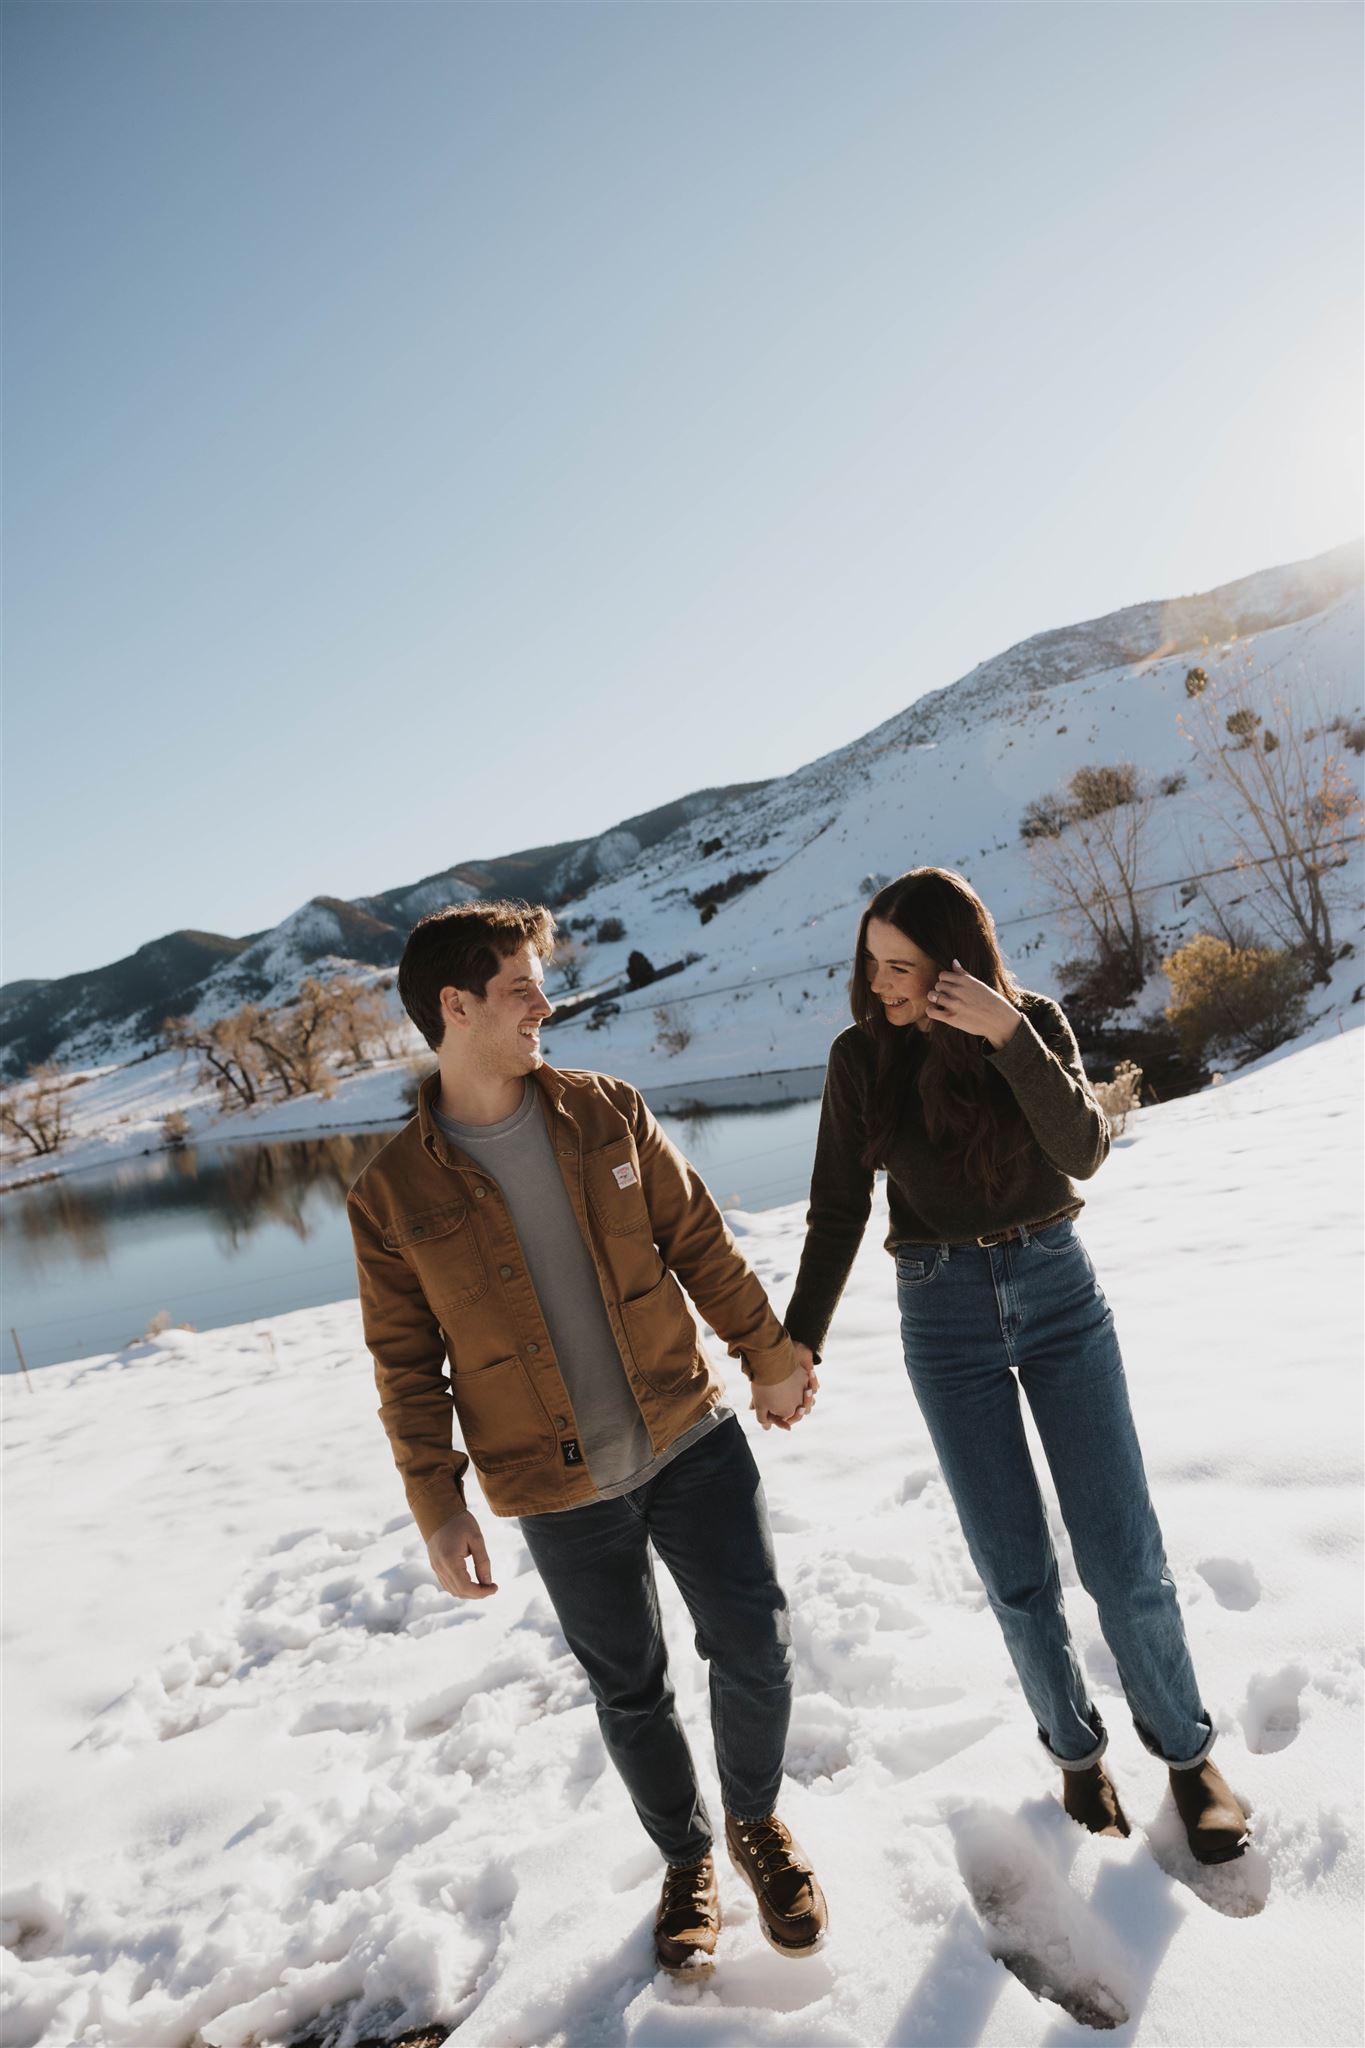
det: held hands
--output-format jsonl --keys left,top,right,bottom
{"left": 927, "top": 959, "right": 1021, "bottom": 1050}
{"left": 427, "top": 1509, "right": 499, "bottom": 1601}
{"left": 751, "top": 1344, "right": 820, "bottom": 1432}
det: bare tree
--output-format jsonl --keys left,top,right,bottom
{"left": 0, "top": 1064, "right": 78, "bottom": 1156}
{"left": 248, "top": 979, "right": 341, "bottom": 1099}
{"left": 1177, "top": 655, "right": 1364, "bottom": 981}
{"left": 163, "top": 1010, "right": 265, "bottom": 1111}
{"left": 322, "top": 976, "right": 400, "bottom": 1071}
{"left": 1024, "top": 763, "right": 1154, "bottom": 993}
{"left": 553, "top": 938, "right": 586, "bottom": 993}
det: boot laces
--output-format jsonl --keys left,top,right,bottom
{"left": 737, "top": 1817, "right": 804, "bottom": 1883}
{"left": 661, "top": 1859, "right": 711, "bottom": 1914}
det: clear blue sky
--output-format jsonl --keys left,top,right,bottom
{"left": 4, "top": 1, "right": 1360, "bottom": 986}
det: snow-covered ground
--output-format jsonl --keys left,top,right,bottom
{"left": 3, "top": 1026, "right": 1361, "bottom": 2047}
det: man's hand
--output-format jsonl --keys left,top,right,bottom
{"left": 751, "top": 1353, "right": 819, "bottom": 1432}
{"left": 427, "top": 1509, "right": 499, "bottom": 1600}
{"left": 927, "top": 959, "right": 1021, "bottom": 1049}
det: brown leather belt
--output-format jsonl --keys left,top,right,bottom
{"left": 974, "top": 1210, "right": 1074, "bottom": 1249}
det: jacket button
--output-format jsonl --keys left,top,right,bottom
{"left": 499, "top": 1264, "right": 513, "bottom": 1279}
{"left": 473, "top": 1186, "right": 487, "bottom": 1199}
{"left": 411, "top": 1224, "right": 426, "bottom": 1237}
{"left": 555, "top": 1415, "right": 568, "bottom": 1429}
{"left": 526, "top": 1342, "right": 539, "bottom": 1355}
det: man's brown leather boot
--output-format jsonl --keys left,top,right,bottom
{"left": 653, "top": 1854, "right": 720, "bottom": 1975}
{"left": 1061, "top": 1760, "right": 1132, "bottom": 1837}
{"left": 725, "top": 1812, "right": 828, "bottom": 1957}
{"left": 1169, "top": 1759, "right": 1251, "bottom": 1864}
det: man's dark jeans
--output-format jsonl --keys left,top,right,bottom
{"left": 519, "top": 1415, "right": 792, "bottom": 1865}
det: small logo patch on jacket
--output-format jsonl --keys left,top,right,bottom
{"left": 612, "top": 1163, "right": 638, "bottom": 1189}
{"left": 560, "top": 1437, "right": 582, "bottom": 1466}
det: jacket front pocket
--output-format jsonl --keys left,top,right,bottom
{"left": 385, "top": 1201, "right": 488, "bottom": 1309}
{"left": 619, "top": 1268, "right": 703, "bottom": 1396}
{"left": 584, "top": 1136, "right": 652, "bottom": 1237}
{"left": 449, "top": 1355, "right": 556, "bottom": 1474}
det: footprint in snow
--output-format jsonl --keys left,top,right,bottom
{"left": 1240, "top": 1662, "right": 1310, "bottom": 1753}
{"left": 951, "top": 1807, "right": 1132, "bottom": 2032}
{"left": 1196, "top": 1556, "right": 1263, "bottom": 1610}
{"left": 895, "top": 1467, "right": 939, "bottom": 1505}
{"left": 1143, "top": 1785, "right": 1271, "bottom": 1919}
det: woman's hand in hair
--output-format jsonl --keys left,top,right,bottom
{"left": 926, "top": 960, "right": 1022, "bottom": 1049}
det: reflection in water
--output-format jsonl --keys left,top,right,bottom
{"left": 2, "top": 1175, "right": 113, "bottom": 1272}
{"left": 3, "top": 1097, "right": 821, "bottom": 1372}
{"left": 200, "top": 1133, "right": 391, "bottom": 1252}
{"left": 2, "top": 1131, "right": 394, "bottom": 1277}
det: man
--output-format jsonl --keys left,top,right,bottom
{"left": 347, "top": 900, "right": 827, "bottom": 1975}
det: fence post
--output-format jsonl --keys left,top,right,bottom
{"left": 10, "top": 1328, "right": 34, "bottom": 1392}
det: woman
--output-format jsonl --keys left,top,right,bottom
{"left": 784, "top": 867, "right": 1248, "bottom": 1863}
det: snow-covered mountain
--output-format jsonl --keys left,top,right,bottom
{"left": 526, "top": 538, "right": 1364, "bottom": 1086}
{"left": 0, "top": 786, "right": 767, "bottom": 1078}
{"left": 3, "top": 540, "right": 1361, "bottom": 1110}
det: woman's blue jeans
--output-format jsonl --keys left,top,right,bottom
{"left": 897, "top": 1219, "right": 1214, "bottom": 1771}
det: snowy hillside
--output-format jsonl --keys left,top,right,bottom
{"left": 3, "top": 1028, "right": 1361, "bottom": 2048}
{"left": 4, "top": 540, "right": 1361, "bottom": 1184}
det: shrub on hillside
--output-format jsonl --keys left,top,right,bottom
{"left": 1161, "top": 933, "right": 1309, "bottom": 1065}
{"left": 1067, "top": 762, "right": 1140, "bottom": 819}
{"left": 653, "top": 1004, "right": 693, "bottom": 1056}
{"left": 596, "top": 917, "right": 626, "bottom": 944}
{"left": 1224, "top": 707, "right": 1262, "bottom": 747}
{"left": 1019, "top": 794, "right": 1069, "bottom": 842}
{"left": 691, "top": 869, "right": 770, "bottom": 915}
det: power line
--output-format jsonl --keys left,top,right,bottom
{"left": 549, "top": 832, "right": 1365, "bottom": 1025}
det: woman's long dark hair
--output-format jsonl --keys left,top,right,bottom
{"left": 851, "top": 868, "right": 1031, "bottom": 1196}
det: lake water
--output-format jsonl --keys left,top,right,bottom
{"left": 0, "top": 1096, "right": 823, "bottom": 1374}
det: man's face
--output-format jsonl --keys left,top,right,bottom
{"left": 442, "top": 942, "right": 554, "bottom": 1075}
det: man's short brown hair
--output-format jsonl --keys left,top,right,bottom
{"left": 398, "top": 900, "right": 556, "bottom": 1052}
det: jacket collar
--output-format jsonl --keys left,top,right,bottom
{"left": 418, "top": 1062, "right": 572, "bottom": 1169}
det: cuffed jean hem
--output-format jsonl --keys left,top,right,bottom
{"left": 661, "top": 1830, "right": 714, "bottom": 1868}
{"left": 665, "top": 1838, "right": 715, "bottom": 1869}
{"left": 1136, "top": 1711, "right": 1218, "bottom": 1771}
{"left": 1037, "top": 1710, "right": 1108, "bottom": 1771}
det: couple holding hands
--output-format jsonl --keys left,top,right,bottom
{"left": 347, "top": 868, "right": 1249, "bottom": 1979}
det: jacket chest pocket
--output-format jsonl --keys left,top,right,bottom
{"left": 384, "top": 1201, "right": 488, "bottom": 1309}
{"left": 584, "top": 1136, "right": 652, "bottom": 1237}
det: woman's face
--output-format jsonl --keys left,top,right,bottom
{"left": 864, "top": 917, "right": 940, "bottom": 1030}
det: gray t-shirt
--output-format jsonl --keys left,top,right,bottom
{"left": 434, "top": 1082, "right": 726, "bottom": 1503}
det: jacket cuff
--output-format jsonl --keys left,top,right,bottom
{"left": 409, "top": 1475, "right": 469, "bottom": 1544}
{"left": 738, "top": 1330, "right": 800, "bottom": 1386}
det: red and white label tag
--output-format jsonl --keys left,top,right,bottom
{"left": 612, "top": 1163, "right": 638, "bottom": 1189}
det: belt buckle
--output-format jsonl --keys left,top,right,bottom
{"left": 976, "top": 1226, "right": 1008, "bottom": 1248}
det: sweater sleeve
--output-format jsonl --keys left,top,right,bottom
{"left": 783, "top": 1033, "right": 876, "bottom": 1362}
{"left": 984, "top": 997, "right": 1110, "bottom": 1180}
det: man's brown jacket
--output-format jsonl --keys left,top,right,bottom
{"left": 348, "top": 1065, "right": 798, "bottom": 1538}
